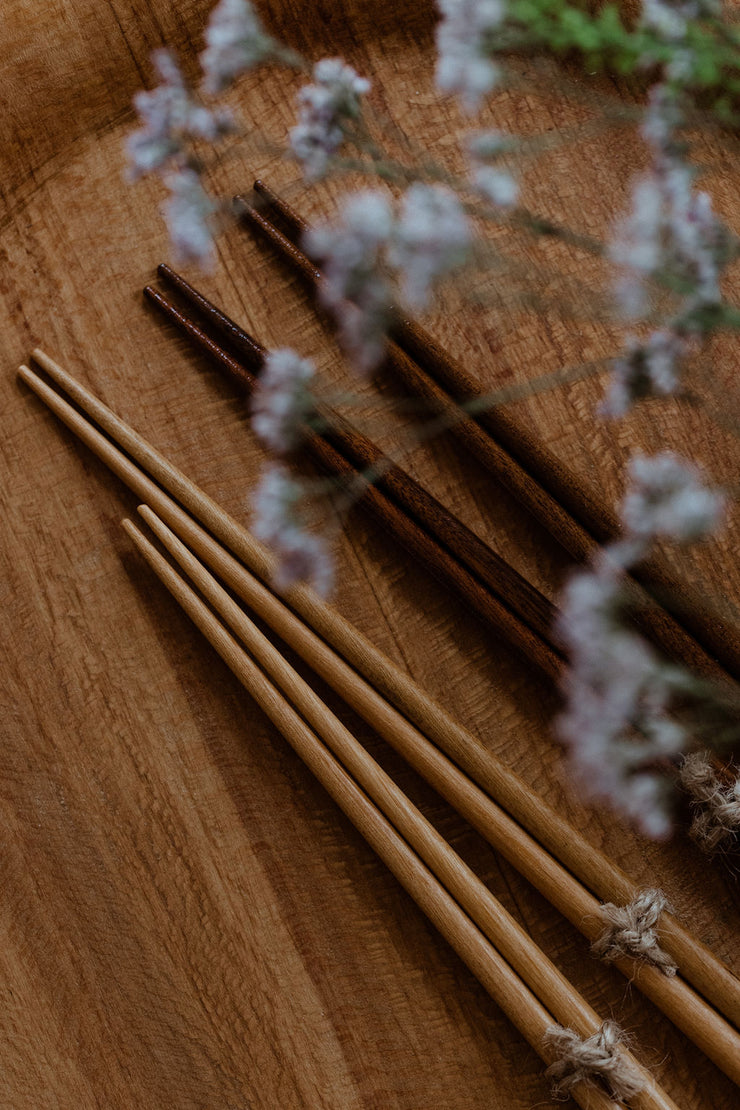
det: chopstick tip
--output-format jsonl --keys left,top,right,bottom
{"left": 232, "top": 194, "right": 253, "bottom": 219}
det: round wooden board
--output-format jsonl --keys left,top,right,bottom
{"left": 1, "top": 2, "right": 739, "bottom": 1107}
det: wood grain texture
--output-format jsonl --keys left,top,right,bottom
{"left": 2, "top": 2, "right": 740, "bottom": 1108}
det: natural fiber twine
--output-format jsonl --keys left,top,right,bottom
{"left": 680, "top": 752, "right": 740, "bottom": 854}
{"left": 543, "top": 1020, "right": 645, "bottom": 1102}
{"left": 591, "top": 888, "right": 677, "bottom": 975}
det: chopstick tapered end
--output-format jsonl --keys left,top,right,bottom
{"left": 31, "top": 347, "right": 54, "bottom": 371}
{"left": 18, "top": 363, "right": 35, "bottom": 386}
{"left": 232, "top": 194, "right": 252, "bottom": 219}
{"left": 122, "top": 515, "right": 157, "bottom": 559}
{"left": 137, "top": 503, "right": 158, "bottom": 527}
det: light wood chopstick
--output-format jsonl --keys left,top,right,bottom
{"left": 137, "top": 487, "right": 740, "bottom": 1078}
{"left": 18, "top": 354, "right": 740, "bottom": 1058}
{"left": 121, "top": 512, "right": 678, "bottom": 1110}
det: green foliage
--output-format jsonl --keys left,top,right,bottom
{"left": 504, "top": 0, "right": 740, "bottom": 118}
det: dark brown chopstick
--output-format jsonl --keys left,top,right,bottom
{"left": 154, "top": 264, "right": 555, "bottom": 645}
{"left": 251, "top": 178, "right": 612, "bottom": 545}
{"left": 246, "top": 180, "right": 740, "bottom": 688}
{"left": 144, "top": 278, "right": 563, "bottom": 677}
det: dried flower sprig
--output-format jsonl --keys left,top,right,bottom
{"left": 200, "top": 0, "right": 276, "bottom": 95}
{"left": 303, "top": 191, "right": 395, "bottom": 376}
{"left": 161, "top": 167, "right": 219, "bottom": 267}
{"left": 556, "top": 453, "right": 729, "bottom": 836}
{"left": 125, "top": 0, "right": 740, "bottom": 837}
{"left": 303, "top": 185, "right": 473, "bottom": 372}
{"left": 252, "top": 462, "right": 334, "bottom": 596}
{"left": 127, "top": 49, "right": 235, "bottom": 182}
{"left": 605, "top": 83, "right": 734, "bottom": 415}
{"left": 290, "top": 59, "right": 371, "bottom": 181}
{"left": 250, "top": 348, "right": 316, "bottom": 454}
{"left": 435, "top": 0, "right": 509, "bottom": 111}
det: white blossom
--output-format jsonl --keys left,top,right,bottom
{"left": 435, "top": 0, "right": 506, "bottom": 112}
{"left": 251, "top": 348, "right": 315, "bottom": 454}
{"left": 471, "top": 165, "right": 518, "bottom": 208}
{"left": 612, "top": 85, "right": 729, "bottom": 324}
{"left": 640, "top": 83, "right": 685, "bottom": 152}
{"left": 640, "top": 0, "right": 720, "bottom": 43}
{"left": 290, "top": 58, "right": 370, "bottom": 180}
{"left": 162, "top": 168, "right": 217, "bottom": 266}
{"left": 303, "top": 190, "right": 393, "bottom": 374}
{"left": 555, "top": 452, "right": 725, "bottom": 835}
{"left": 621, "top": 452, "right": 725, "bottom": 546}
{"left": 388, "top": 184, "right": 472, "bottom": 310}
{"left": 611, "top": 85, "right": 728, "bottom": 323}
{"left": 602, "top": 329, "right": 686, "bottom": 417}
{"left": 467, "top": 130, "right": 515, "bottom": 159}
{"left": 200, "top": 0, "right": 274, "bottom": 94}
{"left": 610, "top": 173, "right": 664, "bottom": 318}
{"left": 127, "top": 50, "right": 233, "bottom": 180}
{"left": 556, "top": 556, "right": 687, "bottom": 838}
{"left": 608, "top": 83, "right": 732, "bottom": 411}
{"left": 252, "top": 464, "right": 334, "bottom": 595}
{"left": 466, "top": 131, "right": 518, "bottom": 208}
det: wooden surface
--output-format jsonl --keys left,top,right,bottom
{"left": 2, "top": 2, "right": 739, "bottom": 1107}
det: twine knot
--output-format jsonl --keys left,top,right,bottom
{"left": 591, "top": 888, "right": 677, "bottom": 975}
{"left": 543, "top": 1020, "right": 644, "bottom": 1102}
{"left": 680, "top": 752, "right": 740, "bottom": 854}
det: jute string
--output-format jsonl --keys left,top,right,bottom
{"left": 591, "top": 889, "right": 677, "bottom": 975}
{"left": 543, "top": 1020, "right": 644, "bottom": 1102}
{"left": 680, "top": 752, "right": 740, "bottom": 853}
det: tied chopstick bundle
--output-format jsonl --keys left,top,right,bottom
{"left": 241, "top": 179, "right": 740, "bottom": 689}
{"left": 144, "top": 267, "right": 563, "bottom": 679}
{"left": 122, "top": 506, "right": 673, "bottom": 1110}
{"left": 17, "top": 353, "right": 740, "bottom": 1086}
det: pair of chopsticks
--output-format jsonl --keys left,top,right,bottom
{"left": 18, "top": 357, "right": 679, "bottom": 1109}
{"left": 124, "top": 504, "right": 658, "bottom": 1110}
{"left": 144, "top": 266, "right": 563, "bottom": 680}
{"left": 19, "top": 351, "right": 740, "bottom": 1096}
{"left": 237, "top": 179, "right": 740, "bottom": 690}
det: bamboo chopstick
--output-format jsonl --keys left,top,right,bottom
{"left": 122, "top": 511, "right": 678, "bottom": 1110}
{"left": 244, "top": 180, "right": 740, "bottom": 686}
{"left": 135, "top": 498, "right": 740, "bottom": 1085}
{"left": 18, "top": 354, "right": 740, "bottom": 1057}
{"left": 145, "top": 272, "right": 562, "bottom": 676}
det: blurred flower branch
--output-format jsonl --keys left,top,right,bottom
{"left": 125, "top": 0, "right": 740, "bottom": 840}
